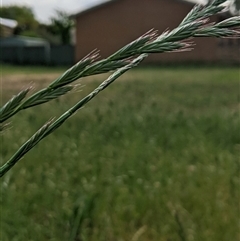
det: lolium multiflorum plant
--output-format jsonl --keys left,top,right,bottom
{"left": 0, "top": 0, "right": 239, "bottom": 177}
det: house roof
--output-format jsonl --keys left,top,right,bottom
{"left": 71, "top": 0, "right": 115, "bottom": 17}
{"left": 0, "top": 36, "right": 49, "bottom": 47}
{"left": 72, "top": 0, "right": 196, "bottom": 18}
{"left": 0, "top": 17, "right": 18, "bottom": 28}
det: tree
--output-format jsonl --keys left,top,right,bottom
{"left": 0, "top": 5, "right": 39, "bottom": 35}
{"left": 50, "top": 10, "right": 74, "bottom": 44}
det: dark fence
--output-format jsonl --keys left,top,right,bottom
{"left": 50, "top": 45, "right": 74, "bottom": 66}
{"left": 0, "top": 44, "right": 74, "bottom": 66}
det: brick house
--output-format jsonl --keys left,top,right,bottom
{"left": 73, "top": 0, "right": 239, "bottom": 64}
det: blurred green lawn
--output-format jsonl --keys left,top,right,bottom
{"left": 1, "top": 66, "right": 239, "bottom": 241}
{"left": 1, "top": 64, "right": 66, "bottom": 75}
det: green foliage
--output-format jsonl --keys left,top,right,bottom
{"left": 0, "top": 5, "right": 39, "bottom": 34}
{"left": 50, "top": 10, "right": 74, "bottom": 44}
{"left": 1, "top": 67, "right": 239, "bottom": 240}
{"left": 20, "top": 30, "right": 42, "bottom": 38}
{"left": 37, "top": 10, "right": 74, "bottom": 44}
{"left": 38, "top": 23, "right": 62, "bottom": 44}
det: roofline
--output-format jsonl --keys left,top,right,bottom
{"left": 71, "top": 0, "right": 117, "bottom": 18}
{"left": 71, "top": 0, "right": 196, "bottom": 18}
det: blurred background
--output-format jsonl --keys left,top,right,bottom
{"left": 0, "top": 0, "right": 239, "bottom": 65}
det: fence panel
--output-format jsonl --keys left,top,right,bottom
{"left": 0, "top": 44, "right": 74, "bottom": 65}
{"left": 50, "top": 45, "right": 74, "bottom": 66}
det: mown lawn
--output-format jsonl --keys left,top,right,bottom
{"left": 1, "top": 64, "right": 66, "bottom": 75}
{"left": 1, "top": 66, "right": 239, "bottom": 241}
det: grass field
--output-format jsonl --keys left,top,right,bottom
{"left": 1, "top": 64, "right": 66, "bottom": 75}
{"left": 1, "top": 65, "right": 239, "bottom": 241}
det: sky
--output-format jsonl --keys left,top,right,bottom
{"left": 2, "top": 0, "right": 233, "bottom": 24}
{"left": 2, "top": 0, "right": 110, "bottom": 23}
